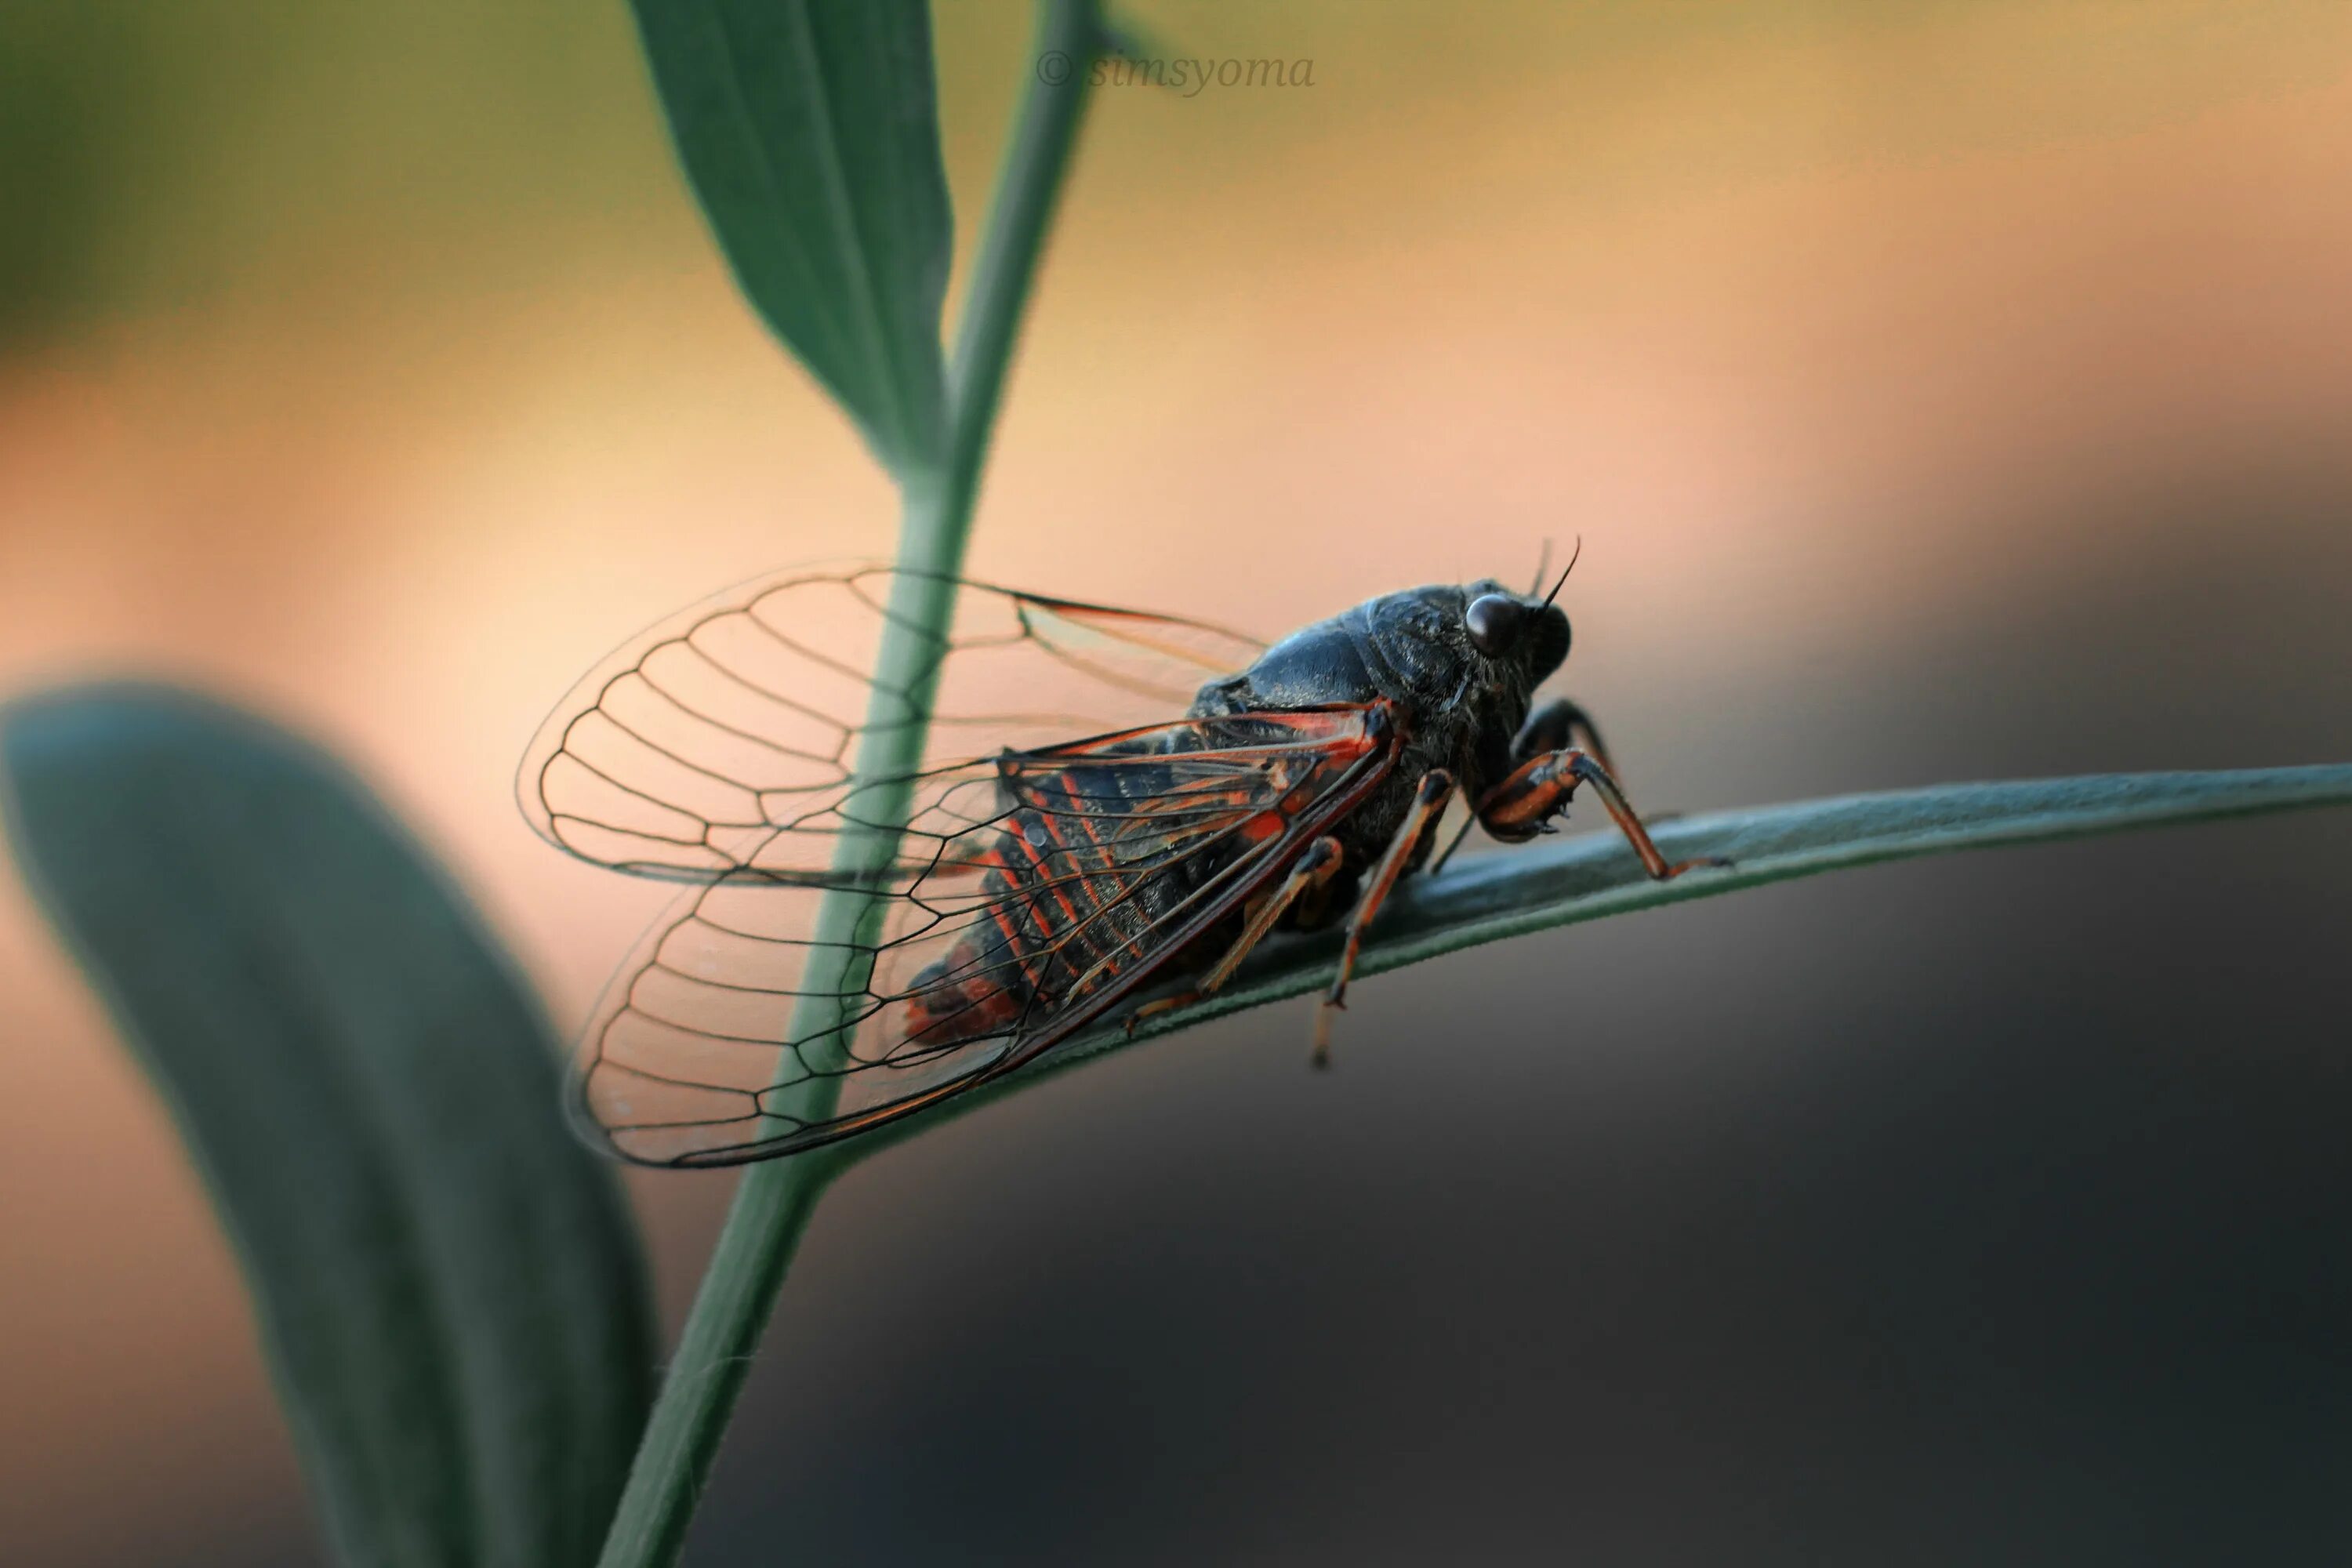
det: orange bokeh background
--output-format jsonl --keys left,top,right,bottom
{"left": 5, "top": 5, "right": 2350, "bottom": 1562}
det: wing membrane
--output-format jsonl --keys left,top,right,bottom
{"left": 518, "top": 564, "right": 1265, "bottom": 880}
{"left": 574, "top": 708, "right": 1396, "bottom": 1166}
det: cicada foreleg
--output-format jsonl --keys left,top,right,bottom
{"left": 1477, "top": 748, "right": 1729, "bottom": 880}
{"left": 1315, "top": 768, "right": 1457, "bottom": 1069}
{"left": 1122, "top": 835, "right": 1347, "bottom": 1038}
{"left": 1431, "top": 697, "right": 1617, "bottom": 877}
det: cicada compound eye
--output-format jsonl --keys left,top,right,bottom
{"left": 1464, "top": 593, "right": 1525, "bottom": 659}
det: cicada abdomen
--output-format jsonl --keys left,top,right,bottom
{"left": 898, "top": 715, "right": 1384, "bottom": 1053}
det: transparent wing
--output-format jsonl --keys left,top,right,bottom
{"left": 517, "top": 564, "right": 1266, "bottom": 880}
{"left": 575, "top": 708, "right": 1396, "bottom": 1166}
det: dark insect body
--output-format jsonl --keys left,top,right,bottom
{"left": 521, "top": 562, "right": 1719, "bottom": 1167}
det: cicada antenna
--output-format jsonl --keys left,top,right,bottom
{"left": 1541, "top": 534, "right": 1583, "bottom": 608}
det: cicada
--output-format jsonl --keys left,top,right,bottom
{"left": 520, "top": 559, "right": 1718, "bottom": 1167}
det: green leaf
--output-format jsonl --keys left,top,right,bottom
{"left": 630, "top": 0, "right": 953, "bottom": 474}
{"left": 0, "top": 684, "right": 653, "bottom": 1568}
{"left": 837, "top": 763, "right": 2352, "bottom": 1161}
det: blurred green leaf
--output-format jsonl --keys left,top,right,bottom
{"left": 840, "top": 762, "right": 2352, "bottom": 1160}
{"left": 0, "top": 684, "right": 653, "bottom": 1568}
{"left": 630, "top": 0, "right": 953, "bottom": 474}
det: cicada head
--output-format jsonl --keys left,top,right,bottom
{"left": 1458, "top": 579, "right": 1570, "bottom": 688}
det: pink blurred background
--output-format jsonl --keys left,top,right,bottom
{"left": 5, "top": 4, "right": 2350, "bottom": 1562}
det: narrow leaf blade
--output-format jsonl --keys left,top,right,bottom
{"left": 0, "top": 685, "right": 654, "bottom": 1568}
{"left": 632, "top": 0, "right": 952, "bottom": 473}
{"left": 839, "top": 763, "right": 2352, "bottom": 1163}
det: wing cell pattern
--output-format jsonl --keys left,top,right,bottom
{"left": 519, "top": 564, "right": 1265, "bottom": 880}
{"left": 579, "top": 710, "right": 1390, "bottom": 1165}
{"left": 521, "top": 564, "right": 1396, "bottom": 1165}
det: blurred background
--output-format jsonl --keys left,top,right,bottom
{"left": 5, "top": 2, "right": 2351, "bottom": 1563}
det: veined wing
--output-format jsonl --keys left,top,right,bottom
{"left": 517, "top": 564, "right": 1265, "bottom": 880}
{"left": 575, "top": 706, "right": 1398, "bottom": 1166}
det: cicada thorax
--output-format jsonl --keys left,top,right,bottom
{"left": 898, "top": 719, "right": 1344, "bottom": 1051}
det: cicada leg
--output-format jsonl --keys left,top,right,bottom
{"left": 1123, "top": 835, "right": 1346, "bottom": 1037}
{"left": 1477, "top": 748, "right": 1730, "bottom": 880}
{"left": 1430, "top": 697, "right": 1616, "bottom": 877}
{"left": 1315, "top": 768, "right": 1457, "bottom": 1069}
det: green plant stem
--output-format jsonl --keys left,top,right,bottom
{"left": 593, "top": 6, "right": 1103, "bottom": 1565}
